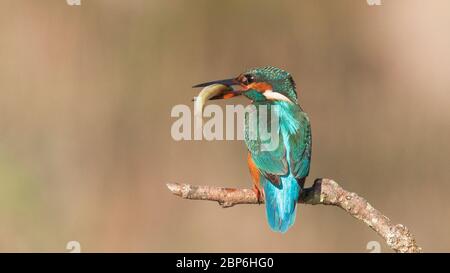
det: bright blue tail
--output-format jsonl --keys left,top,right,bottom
{"left": 263, "top": 175, "right": 301, "bottom": 233}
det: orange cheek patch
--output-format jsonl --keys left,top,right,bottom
{"left": 247, "top": 82, "right": 273, "bottom": 92}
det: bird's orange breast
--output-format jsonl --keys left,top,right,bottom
{"left": 247, "top": 152, "right": 261, "bottom": 191}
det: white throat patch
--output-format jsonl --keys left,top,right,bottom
{"left": 262, "top": 90, "right": 293, "bottom": 103}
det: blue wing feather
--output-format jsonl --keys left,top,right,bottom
{"left": 245, "top": 101, "right": 311, "bottom": 232}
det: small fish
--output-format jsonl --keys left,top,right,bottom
{"left": 194, "top": 83, "right": 231, "bottom": 122}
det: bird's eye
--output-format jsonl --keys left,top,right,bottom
{"left": 243, "top": 74, "right": 255, "bottom": 84}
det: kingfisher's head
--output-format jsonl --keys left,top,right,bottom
{"left": 193, "top": 66, "right": 298, "bottom": 104}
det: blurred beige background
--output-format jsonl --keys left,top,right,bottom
{"left": 0, "top": 0, "right": 449, "bottom": 252}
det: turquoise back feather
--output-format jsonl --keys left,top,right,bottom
{"left": 245, "top": 100, "right": 311, "bottom": 233}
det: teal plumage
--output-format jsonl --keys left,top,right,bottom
{"left": 243, "top": 67, "right": 312, "bottom": 233}
{"left": 193, "top": 66, "right": 312, "bottom": 233}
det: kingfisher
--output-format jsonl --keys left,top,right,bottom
{"left": 193, "top": 66, "right": 312, "bottom": 233}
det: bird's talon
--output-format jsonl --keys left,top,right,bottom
{"left": 252, "top": 187, "right": 264, "bottom": 204}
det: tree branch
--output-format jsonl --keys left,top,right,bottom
{"left": 166, "top": 178, "right": 422, "bottom": 253}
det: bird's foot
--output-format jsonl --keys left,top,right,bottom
{"left": 252, "top": 186, "right": 264, "bottom": 205}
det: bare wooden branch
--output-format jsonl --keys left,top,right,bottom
{"left": 167, "top": 178, "right": 422, "bottom": 253}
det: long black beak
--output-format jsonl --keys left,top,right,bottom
{"left": 192, "top": 78, "right": 238, "bottom": 88}
{"left": 192, "top": 78, "right": 242, "bottom": 101}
